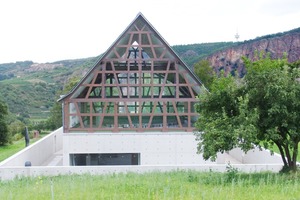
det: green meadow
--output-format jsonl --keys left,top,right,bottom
{"left": 0, "top": 170, "right": 299, "bottom": 199}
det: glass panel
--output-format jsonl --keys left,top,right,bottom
{"left": 150, "top": 34, "right": 163, "bottom": 46}
{"left": 106, "top": 51, "right": 117, "bottom": 59}
{"left": 162, "top": 51, "right": 175, "bottom": 59}
{"left": 191, "top": 101, "right": 197, "bottom": 113}
{"left": 127, "top": 101, "right": 139, "bottom": 114}
{"left": 130, "top": 116, "right": 139, "bottom": 128}
{"left": 81, "top": 116, "right": 90, "bottom": 128}
{"left": 166, "top": 73, "right": 175, "bottom": 83}
{"left": 103, "top": 116, "right": 114, "bottom": 128}
{"left": 154, "top": 47, "right": 165, "bottom": 58}
{"left": 78, "top": 102, "right": 90, "bottom": 113}
{"left": 92, "top": 116, "right": 100, "bottom": 127}
{"left": 142, "top": 116, "right": 150, "bottom": 128}
{"left": 154, "top": 63, "right": 167, "bottom": 71}
{"left": 154, "top": 102, "right": 163, "bottom": 113}
{"left": 114, "top": 62, "right": 127, "bottom": 71}
{"left": 166, "top": 101, "right": 175, "bottom": 113}
{"left": 89, "top": 87, "right": 102, "bottom": 98}
{"left": 185, "top": 73, "right": 197, "bottom": 84}
{"left": 69, "top": 115, "right": 80, "bottom": 128}
{"left": 142, "top": 73, "right": 151, "bottom": 83}
{"left": 192, "top": 85, "right": 201, "bottom": 95}
{"left": 142, "top": 47, "right": 153, "bottom": 58}
{"left": 69, "top": 103, "right": 76, "bottom": 114}
{"left": 163, "top": 86, "right": 175, "bottom": 97}
{"left": 117, "top": 33, "right": 131, "bottom": 45}
{"left": 153, "top": 73, "right": 164, "bottom": 84}
{"left": 167, "top": 116, "right": 178, "bottom": 127}
{"left": 105, "top": 86, "right": 120, "bottom": 97}
{"left": 175, "top": 102, "right": 186, "bottom": 113}
{"left": 150, "top": 116, "right": 163, "bottom": 128}
{"left": 118, "top": 116, "right": 130, "bottom": 128}
{"left": 115, "top": 47, "right": 127, "bottom": 58}
{"left": 141, "top": 33, "right": 150, "bottom": 45}
{"left": 118, "top": 102, "right": 125, "bottom": 114}
{"left": 180, "top": 115, "right": 189, "bottom": 127}
{"left": 129, "top": 63, "right": 139, "bottom": 71}
{"left": 141, "top": 101, "right": 151, "bottom": 114}
{"left": 179, "top": 86, "right": 192, "bottom": 98}
{"left": 142, "top": 86, "right": 151, "bottom": 98}
{"left": 92, "top": 102, "right": 104, "bottom": 113}
{"left": 179, "top": 74, "right": 187, "bottom": 83}
{"left": 106, "top": 102, "right": 115, "bottom": 114}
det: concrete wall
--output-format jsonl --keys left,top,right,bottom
{"left": 63, "top": 132, "right": 216, "bottom": 166}
{"left": 228, "top": 147, "right": 283, "bottom": 164}
{"left": 0, "top": 164, "right": 284, "bottom": 181}
{"left": 0, "top": 128, "right": 63, "bottom": 167}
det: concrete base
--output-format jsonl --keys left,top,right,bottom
{"left": 0, "top": 127, "right": 284, "bottom": 180}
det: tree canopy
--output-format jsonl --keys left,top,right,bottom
{"left": 0, "top": 100, "right": 9, "bottom": 145}
{"left": 194, "top": 59, "right": 215, "bottom": 90}
{"left": 195, "top": 53, "right": 300, "bottom": 171}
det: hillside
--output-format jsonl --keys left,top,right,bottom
{"left": 0, "top": 57, "right": 98, "bottom": 121}
{"left": 206, "top": 27, "right": 300, "bottom": 76}
{"left": 1, "top": 27, "right": 300, "bottom": 122}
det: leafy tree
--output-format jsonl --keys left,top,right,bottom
{"left": 195, "top": 53, "right": 300, "bottom": 171}
{"left": 194, "top": 59, "right": 215, "bottom": 90}
{"left": 8, "top": 120, "right": 25, "bottom": 137}
{"left": 0, "top": 100, "right": 9, "bottom": 145}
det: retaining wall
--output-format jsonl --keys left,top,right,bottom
{"left": 228, "top": 147, "right": 283, "bottom": 164}
{"left": 0, "top": 128, "right": 63, "bottom": 167}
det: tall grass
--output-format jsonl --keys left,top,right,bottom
{"left": 0, "top": 170, "right": 299, "bottom": 199}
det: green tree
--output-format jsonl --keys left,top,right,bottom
{"left": 8, "top": 120, "right": 25, "bottom": 138}
{"left": 194, "top": 60, "right": 215, "bottom": 90}
{"left": 195, "top": 53, "right": 300, "bottom": 171}
{"left": 0, "top": 100, "right": 9, "bottom": 145}
{"left": 46, "top": 76, "right": 80, "bottom": 130}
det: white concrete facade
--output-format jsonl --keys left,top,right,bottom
{"left": 63, "top": 132, "right": 216, "bottom": 166}
{"left": 0, "top": 127, "right": 285, "bottom": 180}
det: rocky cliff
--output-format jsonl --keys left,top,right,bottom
{"left": 207, "top": 28, "right": 300, "bottom": 76}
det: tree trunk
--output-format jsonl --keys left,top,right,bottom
{"left": 276, "top": 142, "right": 288, "bottom": 167}
{"left": 284, "top": 144, "right": 292, "bottom": 168}
{"left": 291, "top": 142, "right": 299, "bottom": 171}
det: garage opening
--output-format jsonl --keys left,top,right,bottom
{"left": 70, "top": 153, "right": 140, "bottom": 166}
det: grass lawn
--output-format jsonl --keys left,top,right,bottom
{"left": 0, "top": 135, "right": 46, "bottom": 162}
{"left": 0, "top": 171, "right": 299, "bottom": 199}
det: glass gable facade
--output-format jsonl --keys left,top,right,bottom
{"left": 60, "top": 14, "right": 203, "bottom": 133}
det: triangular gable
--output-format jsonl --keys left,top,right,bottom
{"left": 59, "top": 13, "right": 202, "bottom": 101}
{"left": 59, "top": 13, "right": 204, "bottom": 132}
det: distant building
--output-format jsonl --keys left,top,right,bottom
{"left": 58, "top": 13, "right": 213, "bottom": 166}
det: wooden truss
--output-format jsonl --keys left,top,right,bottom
{"left": 61, "top": 14, "right": 203, "bottom": 133}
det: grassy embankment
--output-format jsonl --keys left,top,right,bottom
{"left": 0, "top": 170, "right": 299, "bottom": 199}
{"left": 0, "top": 134, "right": 47, "bottom": 162}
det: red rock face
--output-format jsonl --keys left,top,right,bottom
{"left": 207, "top": 32, "right": 300, "bottom": 77}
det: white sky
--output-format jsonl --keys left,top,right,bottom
{"left": 0, "top": 0, "right": 299, "bottom": 64}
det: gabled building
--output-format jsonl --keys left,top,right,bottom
{"left": 58, "top": 13, "right": 212, "bottom": 166}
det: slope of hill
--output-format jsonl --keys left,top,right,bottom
{"left": 207, "top": 27, "right": 300, "bottom": 76}
{"left": 0, "top": 57, "right": 98, "bottom": 121}
{"left": 172, "top": 42, "right": 235, "bottom": 67}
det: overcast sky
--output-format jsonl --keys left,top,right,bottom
{"left": 0, "top": 0, "right": 299, "bottom": 64}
